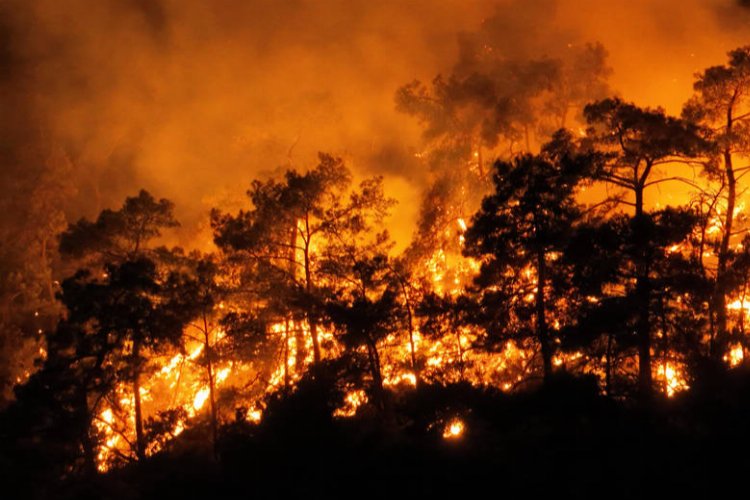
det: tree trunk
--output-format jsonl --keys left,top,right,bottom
{"left": 536, "top": 249, "right": 553, "bottom": 383}
{"left": 366, "top": 338, "right": 385, "bottom": 411}
{"left": 308, "top": 317, "right": 321, "bottom": 365}
{"left": 303, "top": 240, "right": 321, "bottom": 365}
{"left": 404, "top": 295, "right": 419, "bottom": 386}
{"left": 714, "top": 147, "right": 735, "bottom": 360}
{"left": 132, "top": 337, "right": 146, "bottom": 461}
{"left": 634, "top": 186, "right": 653, "bottom": 399}
{"left": 392, "top": 271, "right": 419, "bottom": 386}
{"left": 283, "top": 319, "right": 291, "bottom": 391}
{"left": 605, "top": 332, "right": 613, "bottom": 397}
{"left": 203, "top": 313, "right": 218, "bottom": 458}
{"left": 77, "top": 385, "right": 97, "bottom": 476}
{"left": 288, "top": 226, "right": 305, "bottom": 370}
{"left": 659, "top": 294, "right": 670, "bottom": 397}
{"left": 455, "top": 329, "right": 466, "bottom": 381}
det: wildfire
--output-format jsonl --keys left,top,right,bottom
{"left": 88, "top": 179, "right": 744, "bottom": 473}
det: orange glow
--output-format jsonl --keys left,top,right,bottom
{"left": 443, "top": 418, "right": 465, "bottom": 439}
{"left": 334, "top": 390, "right": 368, "bottom": 418}
{"left": 725, "top": 345, "right": 744, "bottom": 368}
{"left": 656, "top": 362, "right": 689, "bottom": 398}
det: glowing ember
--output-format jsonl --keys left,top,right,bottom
{"left": 443, "top": 418, "right": 465, "bottom": 439}
{"left": 247, "top": 408, "right": 263, "bottom": 423}
{"left": 725, "top": 345, "right": 744, "bottom": 368}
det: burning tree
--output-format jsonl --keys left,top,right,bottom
{"left": 683, "top": 46, "right": 750, "bottom": 361}
{"left": 581, "top": 98, "right": 708, "bottom": 397}
{"left": 211, "top": 153, "right": 395, "bottom": 384}
{"left": 395, "top": 29, "right": 612, "bottom": 391}
{"left": 53, "top": 190, "right": 193, "bottom": 466}
{"left": 326, "top": 255, "right": 400, "bottom": 412}
{"left": 462, "top": 137, "right": 593, "bottom": 385}
{"left": 396, "top": 38, "right": 610, "bottom": 169}
{"left": 563, "top": 208, "right": 706, "bottom": 397}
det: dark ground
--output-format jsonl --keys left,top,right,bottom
{"left": 5, "top": 369, "right": 750, "bottom": 499}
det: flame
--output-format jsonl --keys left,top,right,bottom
{"left": 334, "top": 389, "right": 368, "bottom": 417}
{"left": 216, "top": 366, "right": 231, "bottom": 383}
{"left": 247, "top": 407, "right": 263, "bottom": 423}
{"left": 89, "top": 182, "right": 747, "bottom": 474}
{"left": 656, "top": 362, "right": 689, "bottom": 398}
{"left": 443, "top": 418, "right": 465, "bottom": 439}
{"left": 725, "top": 344, "right": 744, "bottom": 368}
{"left": 192, "top": 387, "right": 210, "bottom": 411}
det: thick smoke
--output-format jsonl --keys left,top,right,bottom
{"left": 2, "top": 0, "right": 750, "bottom": 249}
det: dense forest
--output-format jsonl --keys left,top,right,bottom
{"left": 6, "top": 1, "right": 750, "bottom": 497}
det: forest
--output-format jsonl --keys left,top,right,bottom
{"left": 5, "top": 1, "right": 750, "bottom": 498}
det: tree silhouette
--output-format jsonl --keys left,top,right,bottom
{"left": 80, "top": 258, "right": 186, "bottom": 461}
{"left": 463, "top": 139, "right": 593, "bottom": 383}
{"left": 683, "top": 46, "right": 750, "bottom": 360}
{"left": 583, "top": 98, "right": 707, "bottom": 397}
{"left": 562, "top": 208, "right": 705, "bottom": 396}
{"left": 55, "top": 190, "right": 188, "bottom": 462}
{"left": 327, "top": 254, "right": 401, "bottom": 411}
{"left": 59, "top": 189, "right": 179, "bottom": 265}
{"left": 161, "top": 254, "right": 226, "bottom": 456}
{"left": 396, "top": 42, "right": 610, "bottom": 170}
{"left": 212, "top": 154, "right": 393, "bottom": 371}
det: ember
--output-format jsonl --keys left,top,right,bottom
{"left": 443, "top": 419, "right": 465, "bottom": 439}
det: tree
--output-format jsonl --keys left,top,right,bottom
{"left": 562, "top": 209, "right": 705, "bottom": 397}
{"left": 327, "top": 254, "right": 401, "bottom": 411}
{"left": 59, "top": 189, "right": 179, "bottom": 265}
{"left": 10, "top": 277, "right": 116, "bottom": 478}
{"left": 54, "top": 190, "right": 186, "bottom": 463}
{"left": 5, "top": 256, "right": 192, "bottom": 474}
{"left": 384, "top": 258, "right": 422, "bottom": 385}
{"left": 78, "top": 258, "right": 187, "bottom": 462}
{"left": 165, "top": 254, "right": 227, "bottom": 456}
{"left": 396, "top": 42, "right": 610, "bottom": 171}
{"left": 683, "top": 46, "right": 750, "bottom": 359}
{"left": 462, "top": 139, "right": 592, "bottom": 384}
{"left": 583, "top": 98, "right": 707, "bottom": 396}
{"left": 396, "top": 31, "right": 611, "bottom": 338}
{"left": 0, "top": 146, "right": 73, "bottom": 406}
{"left": 211, "top": 153, "right": 394, "bottom": 372}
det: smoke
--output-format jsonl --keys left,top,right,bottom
{"left": 2, "top": 0, "right": 750, "bottom": 250}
